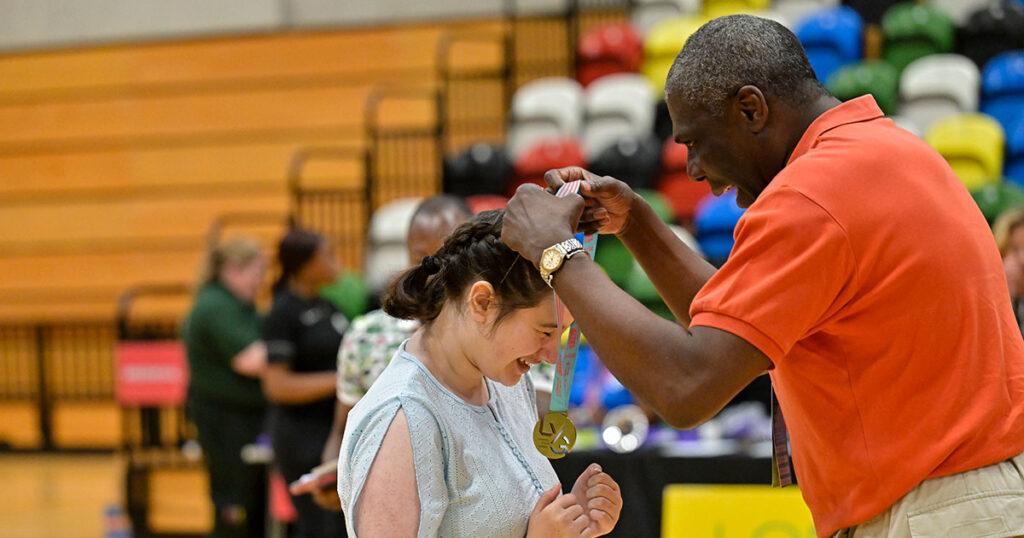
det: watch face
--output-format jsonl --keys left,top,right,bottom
{"left": 541, "top": 248, "right": 562, "bottom": 271}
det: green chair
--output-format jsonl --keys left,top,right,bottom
{"left": 971, "top": 182, "right": 1024, "bottom": 225}
{"left": 623, "top": 261, "right": 675, "bottom": 321}
{"left": 320, "top": 270, "right": 370, "bottom": 320}
{"left": 636, "top": 188, "right": 676, "bottom": 223}
{"left": 881, "top": 2, "right": 954, "bottom": 74}
{"left": 827, "top": 60, "right": 900, "bottom": 115}
{"left": 594, "top": 236, "right": 634, "bottom": 287}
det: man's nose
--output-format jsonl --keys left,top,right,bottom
{"left": 687, "top": 154, "right": 706, "bottom": 180}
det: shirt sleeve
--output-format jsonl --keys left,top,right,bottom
{"left": 191, "top": 297, "right": 259, "bottom": 363}
{"left": 342, "top": 397, "right": 449, "bottom": 538}
{"left": 689, "top": 187, "right": 858, "bottom": 364}
{"left": 262, "top": 302, "right": 296, "bottom": 365}
{"left": 337, "top": 318, "right": 372, "bottom": 405}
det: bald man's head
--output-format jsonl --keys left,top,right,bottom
{"left": 407, "top": 195, "right": 473, "bottom": 263}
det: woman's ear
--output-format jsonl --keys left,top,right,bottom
{"left": 466, "top": 280, "right": 497, "bottom": 325}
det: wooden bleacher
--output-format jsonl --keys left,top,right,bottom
{"left": 0, "top": 17, "right": 515, "bottom": 449}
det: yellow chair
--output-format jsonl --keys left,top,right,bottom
{"left": 703, "top": 0, "right": 771, "bottom": 18}
{"left": 663, "top": 484, "right": 815, "bottom": 537}
{"left": 925, "top": 113, "right": 1005, "bottom": 190}
{"left": 642, "top": 16, "right": 708, "bottom": 96}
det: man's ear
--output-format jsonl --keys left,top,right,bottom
{"left": 466, "top": 280, "right": 497, "bottom": 325}
{"left": 734, "top": 85, "right": 769, "bottom": 133}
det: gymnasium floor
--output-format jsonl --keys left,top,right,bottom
{"left": 0, "top": 454, "right": 120, "bottom": 537}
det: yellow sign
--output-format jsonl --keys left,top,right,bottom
{"left": 662, "top": 485, "right": 816, "bottom": 538}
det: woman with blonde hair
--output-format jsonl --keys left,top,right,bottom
{"left": 182, "top": 236, "right": 269, "bottom": 538}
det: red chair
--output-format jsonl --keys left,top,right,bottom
{"left": 508, "top": 138, "right": 587, "bottom": 197}
{"left": 577, "top": 23, "right": 644, "bottom": 87}
{"left": 657, "top": 139, "right": 710, "bottom": 223}
{"left": 269, "top": 470, "right": 298, "bottom": 525}
{"left": 467, "top": 194, "right": 509, "bottom": 214}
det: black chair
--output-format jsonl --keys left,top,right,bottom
{"left": 842, "top": 0, "right": 903, "bottom": 25}
{"left": 442, "top": 143, "right": 512, "bottom": 196}
{"left": 958, "top": 1, "right": 1024, "bottom": 69}
{"left": 589, "top": 135, "right": 663, "bottom": 190}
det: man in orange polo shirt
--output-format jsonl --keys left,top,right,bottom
{"left": 500, "top": 14, "right": 1024, "bottom": 537}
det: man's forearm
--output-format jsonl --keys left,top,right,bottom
{"left": 617, "top": 196, "right": 716, "bottom": 325}
{"left": 552, "top": 256, "right": 708, "bottom": 427}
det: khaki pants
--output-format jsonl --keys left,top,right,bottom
{"left": 835, "top": 450, "right": 1024, "bottom": 538}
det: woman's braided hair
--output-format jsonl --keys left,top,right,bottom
{"left": 382, "top": 210, "right": 549, "bottom": 325}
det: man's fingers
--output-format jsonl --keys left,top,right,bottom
{"left": 515, "top": 182, "right": 546, "bottom": 195}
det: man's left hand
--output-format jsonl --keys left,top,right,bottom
{"left": 502, "top": 183, "right": 585, "bottom": 266}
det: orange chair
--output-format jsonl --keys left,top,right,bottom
{"left": 657, "top": 139, "right": 711, "bottom": 223}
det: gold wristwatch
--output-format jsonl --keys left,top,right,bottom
{"left": 538, "top": 238, "right": 586, "bottom": 287}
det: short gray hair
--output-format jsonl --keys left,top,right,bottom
{"left": 665, "top": 15, "right": 826, "bottom": 116}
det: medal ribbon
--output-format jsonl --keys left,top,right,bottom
{"left": 549, "top": 180, "right": 597, "bottom": 413}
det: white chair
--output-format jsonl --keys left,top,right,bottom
{"left": 507, "top": 77, "right": 584, "bottom": 159}
{"left": 364, "top": 197, "right": 421, "bottom": 293}
{"left": 581, "top": 74, "right": 656, "bottom": 158}
{"left": 771, "top": 0, "right": 839, "bottom": 27}
{"left": 899, "top": 54, "right": 980, "bottom": 132}
{"left": 631, "top": 0, "right": 701, "bottom": 36}
{"left": 754, "top": 10, "right": 793, "bottom": 29}
{"left": 368, "top": 197, "right": 421, "bottom": 244}
{"left": 931, "top": 0, "right": 992, "bottom": 26}
{"left": 888, "top": 115, "right": 923, "bottom": 138}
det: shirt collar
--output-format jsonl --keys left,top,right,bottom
{"left": 786, "top": 95, "right": 885, "bottom": 166}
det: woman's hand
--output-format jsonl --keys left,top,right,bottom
{"left": 570, "top": 464, "right": 623, "bottom": 537}
{"left": 527, "top": 484, "right": 593, "bottom": 538}
{"left": 543, "top": 167, "right": 640, "bottom": 236}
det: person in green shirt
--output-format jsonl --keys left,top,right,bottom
{"left": 182, "top": 236, "right": 269, "bottom": 538}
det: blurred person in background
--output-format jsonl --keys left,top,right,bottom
{"left": 263, "top": 228, "right": 347, "bottom": 537}
{"left": 995, "top": 207, "right": 1024, "bottom": 332}
{"left": 182, "top": 236, "right": 269, "bottom": 538}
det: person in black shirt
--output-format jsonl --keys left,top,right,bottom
{"left": 262, "top": 228, "right": 347, "bottom": 537}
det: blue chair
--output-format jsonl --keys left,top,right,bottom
{"left": 1007, "top": 114, "right": 1024, "bottom": 186}
{"left": 795, "top": 6, "right": 864, "bottom": 84}
{"left": 981, "top": 51, "right": 1024, "bottom": 133}
{"left": 694, "top": 190, "right": 746, "bottom": 267}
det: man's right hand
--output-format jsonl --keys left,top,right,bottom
{"left": 543, "top": 167, "right": 640, "bottom": 236}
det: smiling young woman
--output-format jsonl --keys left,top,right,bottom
{"left": 336, "top": 210, "right": 622, "bottom": 538}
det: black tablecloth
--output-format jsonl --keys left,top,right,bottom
{"left": 551, "top": 450, "right": 772, "bottom": 538}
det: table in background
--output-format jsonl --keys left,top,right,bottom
{"left": 551, "top": 450, "right": 772, "bottom": 538}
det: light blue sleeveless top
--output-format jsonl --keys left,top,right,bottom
{"left": 338, "top": 344, "right": 560, "bottom": 537}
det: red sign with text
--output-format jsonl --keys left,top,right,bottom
{"left": 115, "top": 341, "right": 188, "bottom": 406}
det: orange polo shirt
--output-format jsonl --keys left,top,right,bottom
{"left": 690, "top": 96, "right": 1024, "bottom": 536}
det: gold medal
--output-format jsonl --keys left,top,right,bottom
{"left": 532, "top": 411, "right": 577, "bottom": 459}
